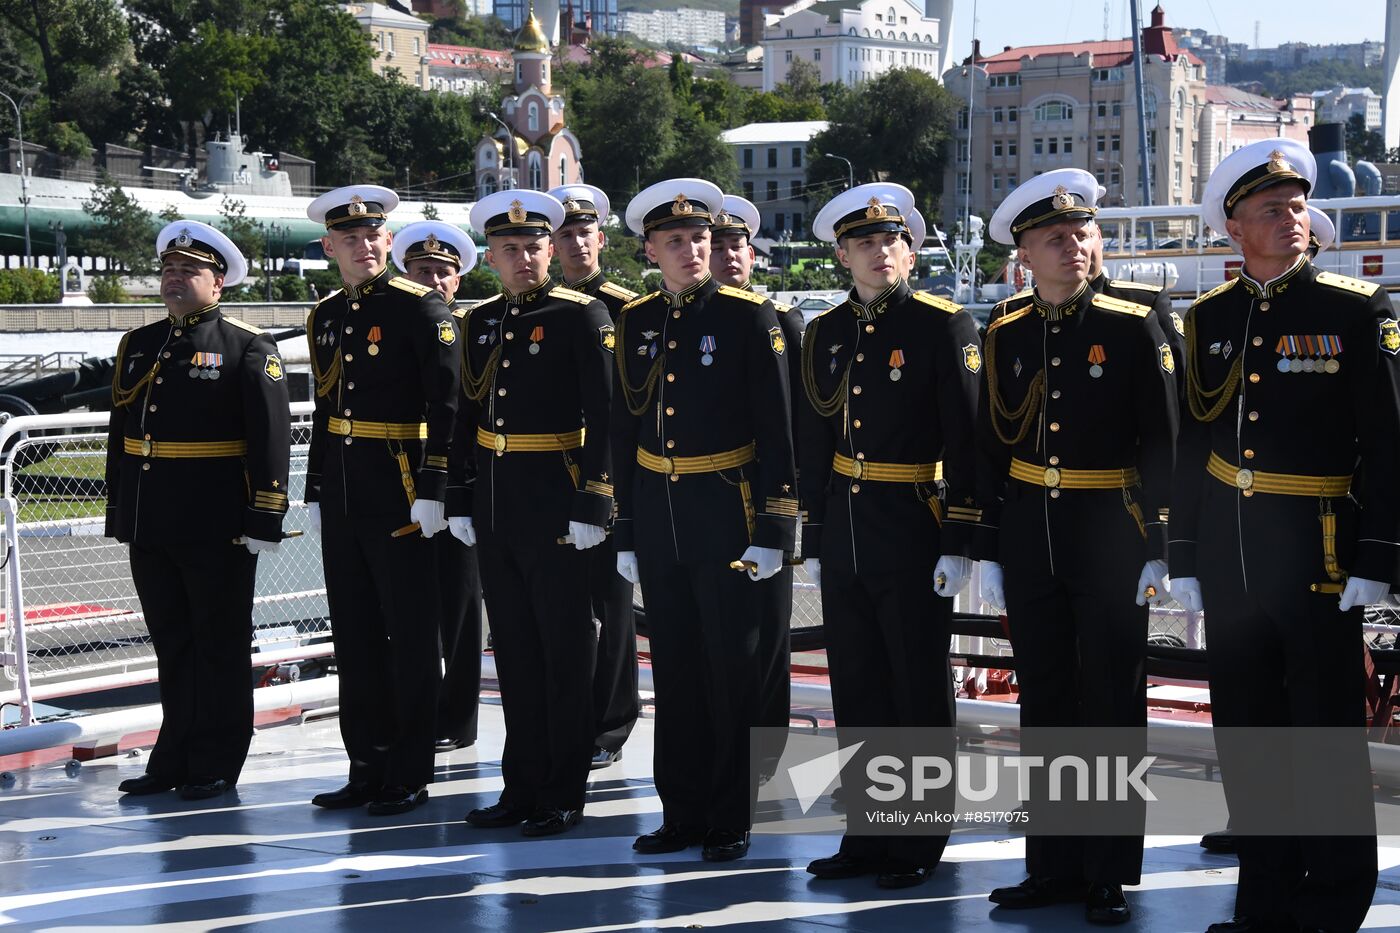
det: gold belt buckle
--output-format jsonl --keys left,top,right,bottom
{"left": 659, "top": 456, "right": 674, "bottom": 475}
{"left": 1235, "top": 468, "right": 1254, "bottom": 490}
{"left": 329, "top": 419, "right": 350, "bottom": 436}
{"left": 494, "top": 433, "right": 508, "bottom": 453}
{"left": 140, "top": 439, "right": 152, "bottom": 457}
{"left": 1043, "top": 467, "right": 1061, "bottom": 488}
{"left": 850, "top": 459, "right": 865, "bottom": 480}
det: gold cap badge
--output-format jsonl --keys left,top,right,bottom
{"left": 671, "top": 194, "right": 693, "bottom": 215}
{"left": 1052, "top": 185, "right": 1074, "bottom": 209}
{"left": 174, "top": 229, "right": 192, "bottom": 247}
{"left": 865, "top": 197, "right": 887, "bottom": 219}
{"left": 349, "top": 195, "right": 367, "bottom": 216}
{"left": 563, "top": 198, "right": 580, "bottom": 213}
{"left": 507, "top": 199, "right": 527, "bottom": 223}
{"left": 715, "top": 211, "right": 731, "bottom": 226}
{"left": 1267, "top": 150, "right": 1288, "bottom": 173}
{"left": 424, "top": 233, "right": 441, "bottom": 251}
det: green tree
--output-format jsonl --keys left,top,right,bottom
{"left": 1226, "top": 60, "right": 1381, "bottom": 98}
{"left": 217, "top": 196, "right": 266, "bottom": 279}
{"left": 78, "top": 172, "right": 158, "bottom": 275}
{"left": 0, "top": 0, "right": 129, "bottom": 132}
{"left": 568, "top": 45, "right": 676, "bottom": 200}
{"left": 429, "top": 13, "right": 513, "bottom": 49}
{"left": 0, "top": 268, "right": 60, "bottom": 303}
{"left": 1346, "top": 113, "right": 1386, "bottom": 164}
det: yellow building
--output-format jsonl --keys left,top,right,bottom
{"left": 342, "top": 3, "right": 433, "bottom": 89}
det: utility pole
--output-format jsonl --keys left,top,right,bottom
{"left": 1128, "top": 0, "right": 1153, "bottom": 207}
{"left": 0, "top": 89, "right": 34, "bottom": 269}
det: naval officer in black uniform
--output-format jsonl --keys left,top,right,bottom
{"left": 392, "top": 220, "right": 485, "bottom": 754}
{"left": 613, "top": 178, "right": 798, "bottom": 862}
{"left": 454, "top": 190, "right": 614, "bottom": 837}
{"left": 708, "top": 194, "right": 804, "bottom": 778}
{"left": 546, "top": 182, "right": 641, "bottom": 771}
{"left": 303, "top": 185, "right": 459, "bottom": 815}
{"left": 107, "top": 220, "right": 290, "bottom": 800}
{"left": 797, "top": 183, "right": 983, "bottom": 888}
{"left": 1170, "top": 139, "right": 1398, "bottom": 933}
{"left": 976, "top": 170, "right": 1178, "bottom": 924}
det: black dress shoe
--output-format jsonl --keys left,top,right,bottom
{"left": 701, "top": 830, "right": 751, "bottom": 862}
{"left": 178, "top": 778, "right": 232, "bottom": 800}
{"left": 877, "top": 863, "right": 933, "bottom": 889}
{"left": 1206, "top": 918, "right": 1299, "bottom": 933}
{"left": 989, "top": 875, "right": 1088, "bottom": 908}
{"left": 367, "top": 785, "right": 428, "bottom": 816}
{"left": 465, "top": 800, "right": 534, "bottom": 828}
{"left": 590, "top": 747, "right": 622, "bottom": 769}
{"left": 1086, "top": 883, "right": 1131, "bottom": 925}
{"left": 118, "top": 773, "right": 176, "bottom": 796}
{"left": 807, "top": 851, "right": 880, "bottom": 879}
{"left": 311, "top": 781, "right": 379, "bottom": 810}
{"left": 521, "top": 807, "right": 581, "bottom": 837}
{"left": 634, "top": 822, "right": 706, "bottom": 854}
{"left": 435, "top": 738, "right": 468, "bottom": 753}
{"left": 1199, "top": 829, "right": 1237, "bottom": 854}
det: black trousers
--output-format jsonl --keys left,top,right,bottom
{"left": 589, "top": 537, "right": 639, "bottom": 753}
{"left": 639, "top": 556, "right": 762, "bottom": 833}
{"left": 1198, "top": 487, "right": 1377, "bottom": 932}
{"left": 320, "top": 509, "right": 441, "bottom": 789}
{"left": 822, "top": 561, "right": 955, "bottom": 868}
{"left": 130, "top": 540, "right": 257, "bottom": 784}
{"left": 755, "top": 564, "right": 793, "bottom": 776}
{"left": 477, "top": 528, "right": 596, "bottom": 811}
{"left": 437, "top": 533, "right": 483, "bottom": 745}
{"left": 1000, "top": 487, "right": 1148, "bottom": 885}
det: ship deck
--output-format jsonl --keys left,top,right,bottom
{"left": 4, "top": 698, "right": 1400, "bottom": 932}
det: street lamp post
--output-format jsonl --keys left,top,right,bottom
{"left": 0, "top": 89, "right": 34, "bottom": 269}
{"left": 487, "top": 111, "right": 515, "bottom": 190}
{"left": 822, "top": 152, "right": 854, "bottom": 190}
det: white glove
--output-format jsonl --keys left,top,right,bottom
{"left": 740, "top": 545, "right": 783, "bottom": 581}
{"left": 1170, "top": 576, "right": 1204, "bottom": 613}
{"left": 1340, "top": 576, "right": 1390, "bottom": 611}
{"left": 978, "top": 560, "right": 1006, "bottom": 614}
{"left": 410, "top": 498, "right": 448, "bottom": 538}
{"left": 804, "top": 557, "right": 822, "bottom": 588}
{"left": 449, "top": 516, "right": 476, "bottom": 547}
{"left": 617, "top": 550, "right": 639, "bottom": 585}
{"left": 244, "top": 537, "right": 280, "bottom": 555}
{"left": 562, "top": 521, "right": 606, "bottom": 551}
{"left": 1135, "top": 559, "right": 1169, "bottom": 607}
{"left": 306, "top": 501, "right": 321, "bottom": 536}
{"left": 933, "top": 555, "right": 973, "bottom": 598}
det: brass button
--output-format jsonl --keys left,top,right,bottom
{"left": 142, "top": 462, "right": 150, "bottom": 471}
{"left": 666, "top": 439, "right": 676, "bottom": 449}
{"left": 1259, "top": 301, "right": 1270, "bottom": 311}
{"left": 344, "top": 352, "right": 354, "bottom": 362}
{"left": 852, "top": 419, "right": 862, "bottom": 428}
{"left": 665, "top": 406, "right": 675, "bottom": 415}
{"left": 1252, "top": 336, "right": 1263, "bottom": 347}
{"left": 855, "top": 352, "right": 865, "bottom": 362}
{"left": 1051, "top": 325, "right": 1061, "bottom": 334}
{"left": 1050, "top": 389, "right": 1061, "bottom": 399}
{"left": 144, "top": 433, "right": 151, "bottom": 441}
{"left": 852, "top": 386, "right": 862, "bottom": 395}
{"left": 669, "top": 474, "right": 679, "bottom": 482}
{"left": 666, "top": 373, "right": 675, "bottom": 383}
{"left": 344, "top": 409, "right": 352, "bottom": 417}
{"left": 510, "top": 307, "right": 519, "bottom": 315}
{"left": 1248, "top": 372, "right": 1260, "bottom": 384}
{"left": 1049, "top": 422, "right": 1060, "bottom": 432}
{"left": 505, "top": 332, "right": 514, "bottom": 340}
{"left": 668, "top": 340, "right": 677, "bottom": 349}
{"left": 496, "top": 418, "right": 504, "bottom": 426}
{"left": 351, "top": 302, "right": 361, "bottom": 310}
{"left": 1242, "top": 488, "right": 1255, "bottom": 497}
{"left": 498, "top": 388, "right": 507, "bottom": 397}
{"left": 1243, "top": 449, "right": 1255, "bottom": 459}
{"left": 502, "top": 359, "right": 511, "bottom": 368}
{"left": 1049, "top": 455, "right": 1060, "bottom": 465}
{"left": 347, "top": 381, "right": 355, "bottom": 390}
{"left": 344, "top": 437, "right": 353, "bottom": 446}
{"left": 855, "top": 452, "right": 865, "bottom": 460}
{"left": 1051, "top": 356, "right": 1061, "bottom": 366}
{"left": 148, "top": 404, "right": 157, "bottom": 412}
{"left": 673, "top": 310, "right": 681, "bottom": 319}
{"left": 865, "top": 324, "right": 875, "bottom": 334}
{"left": 155, "top": 376, "right": 163, "bottom": 384}
{"left": 162, "top": 351, "right": 171, "bottom": 359}
{"left": 1248, "top": 411, "right": 1259, "bottom": 421}
{"left": 345, "top": 326, "right": 353, "bottom": 335}
{"left": 851, "top": 483, "right": 861, "bottom": 493}
{"left": 1049, "top": 488, "right": 1061, "bottom": 498}
{"left": 173, "top": 328, "right": 183, "bottom": 336}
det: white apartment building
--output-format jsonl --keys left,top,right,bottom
{"left": 1310, "top": 86, "right": 1382, "bottom": 131}
{"left": 720, "top": 120, "right": 829, "bottom": 239}
{"left": 760, "top": 0, "right": 945, "bottom": 91}
{"left": 618, "top": 8, "right": 728, "bottom": 48}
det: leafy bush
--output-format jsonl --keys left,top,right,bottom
{"left": 0, "top": 268, "right": 60, "bottom": 304}
{"left": 87, "top": 275, "right": 128, "bottom": 303}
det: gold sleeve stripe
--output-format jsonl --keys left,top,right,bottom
{"left": 425, "top": 455, "right": 448, "bottom": 469}
{"left": 764, "top": 497, "right": 801, "bottom": 517}
{"left": 584, "top": 480, "right": 615, "bottom": 497}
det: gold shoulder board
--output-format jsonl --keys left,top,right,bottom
{"left": 1190, "top": 278, "right": 1237, "bottom": 308}
{"left": 621, "top": 291, "right": 660, "bottom": 311}
{"left": 223, "top": 316, "right": 264, "bottom": 334}
{"left": 599, "top": 281, "right": 639, "bottom": 301}
{"left": 549, "top": 285, "right": 593, "bottom": 305}
{"left": 1315, "top": 270, "right": 1381, "bottom": 297}
{"left": 1107, "top": 278, "right": 1163, "bottom": 293}
{"left": 1090, "top": 293, "right": 1150, "bottom": 317}
{"left": 913, "top": 291, "right": 961, "bottom": 313}
{"left": 389, "top": 276, "right": 433, "bottom": 296}
{"left": 451, "top": 307, "right": 468, "bottom": 320}
{"left": 717, "top": 284, "right": 768, "bottom": 304}
{"left": 987, "top": 306, "right": 1035, "bottom": 332}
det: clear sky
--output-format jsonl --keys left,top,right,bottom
{"left": 948, "top": 0, "right": 1387, "bottom": 59}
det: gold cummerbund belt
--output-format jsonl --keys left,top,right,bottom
{"left": 1009, "top": 457, "right": 1139, "bottom": 489}
{"left": 123, "top": 438, "right": 248, "bottom": 459}
{"left": 832, "top": 452, "right": 942, "bottom": 483}
{"left": 636, "top": 442, "right": 755, "bottom": 476}
{"left": 1207, "top": 451, "right": 1350, "bottom": 497}
{"left": 476, "top": 426, "right": 584, "bottom": 453}
{"left": 327, "top": 416, "right": 427, "bottom": 440}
